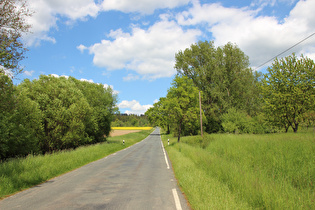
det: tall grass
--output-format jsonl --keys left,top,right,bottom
{"left": 0, "top": 129, "right": 153, "bottom": 199}
{"left": 162, "top": 131, "right": 314, "bottom": 209}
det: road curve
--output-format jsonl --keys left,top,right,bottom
{"left": 0, "top": 128, "right": 190, "bottom": 210}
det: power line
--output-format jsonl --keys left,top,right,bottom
{"left": 255, "top": 32, "right": 315, "bottom": 70}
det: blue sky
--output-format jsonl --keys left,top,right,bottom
{"left": 17, "top": 0, "right": 315, "bottom": 114}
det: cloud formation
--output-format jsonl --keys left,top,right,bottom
{"left": 23, "top": 0, "right": 315, "bottom": 76}
{"left": 84, "top": 17, "right": 201, "bottom": 80}
{"left": 101, "top": 0, "right": 191, "bottom": 14}
{"left": 23, "top": 0, "right": 100, "bottom": 46}
{"left": 118, "top": 100, "right": 153, "bottom": 115}
{"left": 177, "top": 0, "right": 315, "bottom": 68}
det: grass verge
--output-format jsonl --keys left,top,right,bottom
{"left": 0, "top": 129, "right": 153, "bottom": 199}
{"left": 162, "top": 131, "right": 314, "bottom": 209}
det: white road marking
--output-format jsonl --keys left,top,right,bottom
{"left": 172, "top": 188, "right": 182, "bottom": 210}
{"left": 161, "top": 141, "right": 170, "bottom": 169}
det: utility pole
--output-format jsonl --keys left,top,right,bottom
{"left": 199, "top": 91, "right": 203, "bottom": 137}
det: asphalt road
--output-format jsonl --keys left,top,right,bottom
{"left": 0, "top": 128, "right": 190, "bottom": 210}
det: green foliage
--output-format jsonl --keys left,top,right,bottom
{"left": 167, "top": 75, "right": 201, "bottom": 141}
{"left": 0, "top": 74, "right": 42, "bottom": 159}
{"left": 260, "top": 53, "right": 315, "bottom": 132}
{"left": 0, "top": 75, "right": 117, "bottom": 159}
{"left": 221, "top": 108, "right": 249, "bottom": 133}
{"left": 146, "top": 75, "right": 202, "bottom": 141}
{"left": 221, "top": 108, "right": 279, "bottom": 134}
{"left": 146, "top": 97, "right": 171, "bottom": 133}
{"left": 18, "top": 75, "right": 95, "bottom": 152}
{"left": 69, "top": 77, "right": 117, "bottom": 142}
{"left": 175, "top": 41, "right": 261, "bottom": 133}
{"left": 162, "top": 132, "right": 314, "bottom": 209}
{"left": 302, "top": 110, "right": 315, "bottom": 130}
{"left": 0, "top": 0, "right": 31, "bottom": 77}
{"left": 112, "top": 114, "right": 151, "bottom": 127}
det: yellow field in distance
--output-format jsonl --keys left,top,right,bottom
{"left": 111, "top": 127, "right": 153, "bottom": 130}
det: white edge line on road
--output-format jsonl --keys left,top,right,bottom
{"left": 172, "top": 188, "right": 183, "bottom": 210}
{"left": 161, "top": 141, "right": 170, "bottom": 169}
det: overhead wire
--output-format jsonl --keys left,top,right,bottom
{"left": 255, "top": 32, "right": 315, "bottom": 70}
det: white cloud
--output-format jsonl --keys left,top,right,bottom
{"left": 176, "top": 0, "right": 315, "bottom": 69}
{"left": 84, "top": 17, "right": 201, "bottom": 80}
{"left": 101, "top": 0, "right": 191, "bottom": 14}
{"left": 77, "top": 44, "right": 88, "bottom": 53}
{"left": 24, "top": 70, "right": 35, "bottom": 76}
{"left": 80, "top": 78, "right": 94, "bottom": 83}
{"left": 50, "top": 74, "right": 60, "bottom": 78}
{"left": 23, "top": 0, "right": 101, "bottom": 46}
{"left": 23, "top": 0, "right": 192, "bottom": 46}
{"left": 123, "top": 74, "right": 140, "bottom": 81}
{"left": 118, "top": 100, "right": 153, "bottom": 115}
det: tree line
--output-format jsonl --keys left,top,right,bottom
{"left": 146, "top": 41, "right": 315, "bottom": 141}
{"left": 0, "top": 75, "right": 117, "bottom": 159}
{"left": 112, "top": 114, "right": 151, "bottom": 127}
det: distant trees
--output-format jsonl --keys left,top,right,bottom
{"left": 0, "top": 75, "right": 117, "bottom": 159}
{"left": 112, "top": 114, "right": 151, "bottom": 127}
{"left": 146, "top": 97, "right": 171, "bottom": 134}
{"left": 146, "top": 76, "right": 202, "bottom": 141}
{"left": 260, "top": 54, "right": 315, "bottom": 133}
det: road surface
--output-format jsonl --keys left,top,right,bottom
{"left": 0, "top": 128, "right": 190, "bottom": 210}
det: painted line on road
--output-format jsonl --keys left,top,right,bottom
{"left": 161, "top": 141, "right": 170, "bottom": 169}
{"left": 172, "top": 188, "right": 183, "bottom": 210}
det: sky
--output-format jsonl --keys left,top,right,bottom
{"left": 16, "top": 0, "right": 315, "bottom": 115}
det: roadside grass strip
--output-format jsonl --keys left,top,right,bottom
{"left": 0, "top": 129, "right": 153, "bottom": 199}
{"left": 162, "top": 131, "right": 314, "bottom": 209}
{"left": 112, "top": 127, "right": 153, "bottom": 130}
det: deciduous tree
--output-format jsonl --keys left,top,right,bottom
{"left": 0, "top": 0, "right": 31, "bottom": 77}
{"left": 175, "top": 41, "right": 261, "bottom": 133}
{"left": 260, "top": 53, "right": 315, "bottom": 132}
{"left": 166, "top": 75, "right": 201, "bottom": 142}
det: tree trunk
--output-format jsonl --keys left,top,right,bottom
{"left": 292, "top": 123, "right": 298, "bottom": 133}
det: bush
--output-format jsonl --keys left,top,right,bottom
{"left": 221, "top": 108, "right": 252, "bottom": 134}
{"left": 221, "top": 108, "right": 278, "bottom": 134}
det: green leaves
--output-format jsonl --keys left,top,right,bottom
{"left": 0, "top": 75, "right": 117, "bottom": 159}
{"left": 146, "top": 75, "right": 201, "bottom": 141}
{"left": 0, "top": 0, "right": 31, "bottom": 77}
{"left": 175, "top": 41, "right": 260, "bottom": 133}
{"left": 260, "top": 53, "right": 315, "bottom": 132}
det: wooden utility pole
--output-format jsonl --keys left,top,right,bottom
{"left": 199, "top": 91, "right": 203, "bottom": 137}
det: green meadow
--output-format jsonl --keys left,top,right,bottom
{"left": 0, "top": 129, "right": 153, "bottom": 199}
{"left": 162, "top": 130, "right": 314, "bottom": 209}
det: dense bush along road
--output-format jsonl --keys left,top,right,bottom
{"left": 0, "top": 128, "right": 189, "bottom": 210}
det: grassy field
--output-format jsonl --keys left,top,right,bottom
{"left": 162, "top": 130, "right": 314, "bottom": 209}
{"left": 0, "top": 129, "right": 153, "bottom": 199}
